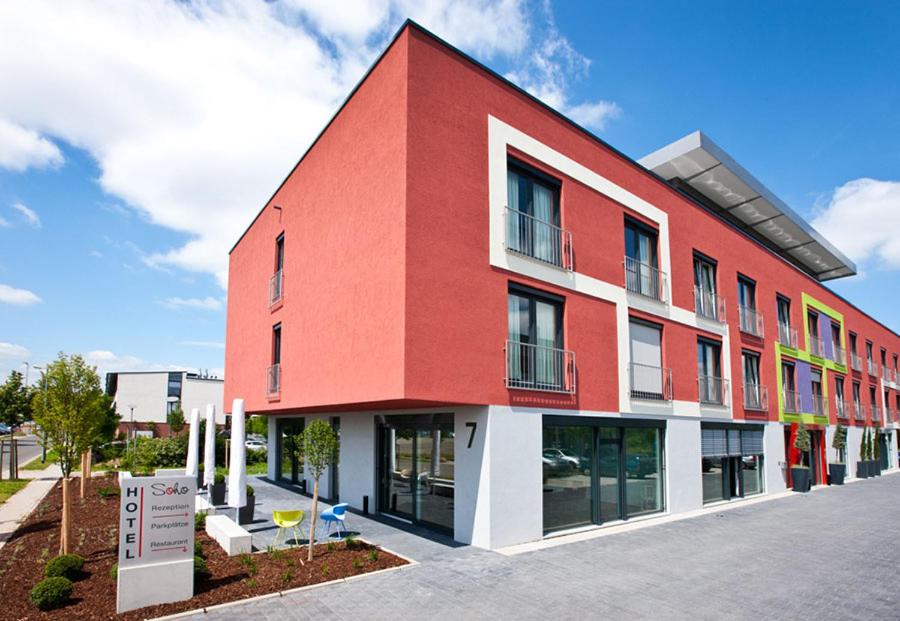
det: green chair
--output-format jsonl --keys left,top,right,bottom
{"left": 273, "top": 509, "right": 306, "bottom": 547}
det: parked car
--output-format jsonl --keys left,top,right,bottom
{"left": 245, "top": 440, "right": 267, "bottom": 452}
{"left": 542, "top": 448, "right": 581, "bottom": 471}
{"left": 0, "top": 423, "right": 10, "bottom": 434}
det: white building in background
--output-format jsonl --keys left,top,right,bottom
{"left": 106, "top": 371, "right": 224, "bottom": 437}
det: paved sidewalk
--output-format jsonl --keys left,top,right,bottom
{"left": 186, "top": 472, "right": 900, "bottom": 621}
{"left": 0, "top": 477, "right": 57, "bottom": 550}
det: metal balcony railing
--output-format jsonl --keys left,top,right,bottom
{"left": 693, "top": 286, "right": 726, "bottom": 323}
{"left": 743, "top": 383, "right": 768, "bottom": 411}
{"left": 505, "top": 340, "right": 576, "bottom": 394}
{"left": 853, "top": 402, "right": 865, "bottom": 421}
{"left": 266, "top": 363, "right": 280, "bottom": 397}
{"left": 629, "top": 363, "right": 673, "bottom": 401}
{"left": 872, "top": 406, "right": 883, "bottom": 422}
{"left": 778, "top": 323, "right": 798, "bottom": 348}
{"left": 738, "top": 305, "right": 764, "bottom": 338}
{"left": 808, "top": 336, "right": 825, "bottom": 359}
{"left": 830, "top": 344, "right": 846, "bottom": 366}
{"left": 698, "top": 375, "right": 729, "bottom": 405}
{"left": 882, "top": 365, "right": 891, "bottom": 381}
{"left": 867, "top": 359, "right": 878, "bottom": 376}
{"left": 850, "top": 352, "right": 862, "bottom": 372}
{"left": 812, "top": 395, "right": 828, "bottom": 417}
{"left": 836, "top": 400, "right": 852, "bottom": 419}
{"left": 783, "top": 389, "right": 801, "bottom": 414}
{"left": 269, "top": 270, "right": 283, "bottom": 307}
{"left": 505, "top": 207, "right": 573, "bottom": 270}
{"left": 624, "top": 257, "right": 667, "bottom": 303}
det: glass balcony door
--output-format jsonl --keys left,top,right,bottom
{"left": 276, "top": 418, "right": 305, "bottom": 489}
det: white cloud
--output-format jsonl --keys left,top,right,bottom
{"left": 162, "top": 296, "right": 224, "bottom": 311}
{"left": 0, "top": 342, "right": 30, "bottom": 359}
{"left": 89, "top": 249, "right": 103, "bottom": 258}
{"left": 0, "top": 0, "right": 616, "bottom": 288}
{"left": 812, "top": 179, "right": 900, "bottom": 269}
{"left": 10, "top": 201, "right": 40, "bottom": 228}
{"left": 84, "top": 349, "right": 223, "bottom": 379}
{"left": 0, "top": 117, "right": 63, "bottom": 171}
{"left": 0, "top": 283, "right": 42, "bottom": 305}
{"left": 179, "top": 340, "right": 226, "bottom": 349}
{"left": 0, "top": 216, "right": 10, "bottom": 228}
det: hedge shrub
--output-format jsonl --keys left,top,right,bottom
{"left": 30, "top": 576, "right": 73, "bottom": 610}
{"left": 194, "top": 555, "right": 209, "bottom": 576}
{"left": 45, "top": 554, "right": 85, "bottom": 580}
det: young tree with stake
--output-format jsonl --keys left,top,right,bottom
{"left": 31, "top": 353, "right": 109, "bottom": 554}
{"left": 298, "top": 419, "right": 338, "bottom": 562}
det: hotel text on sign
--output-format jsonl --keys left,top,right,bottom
{"left": 118, "top": 475, "right": 196, "bottom": 568}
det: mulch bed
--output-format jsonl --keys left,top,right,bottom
{"left": 0, "top": 476, "right": 407, "bottom": 620}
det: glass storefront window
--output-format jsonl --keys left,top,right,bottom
{"left": 624, "top": 427, "right": 663, "bottom": 517}
{"left": 702, "top": 457, "right": 726, "bottom": 503}
{"left": 702, "top": 425, "right": 764, "bottom": 503}
{"left": 543, "top": 426, "right": 593, "bottom": 533}
{"left": 741, "top": 455, "right": 763, "bottom": 496}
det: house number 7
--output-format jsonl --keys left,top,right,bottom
{"left": 465, "top": 422, "right": 477, "bottom": 448}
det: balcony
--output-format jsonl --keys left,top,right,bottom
{"left": 698, "top": 375, "right": 729, "bottom": 405}
{"left": 830, "top": 344, "right": 846, "bottom": 366}
{"left": 624, "top": 257, "right": 667, "bottom": 303}
{"left": 783, "top": 389, "right": 801, "bottom": 414}
{"left": 743, "top": 383, "right": 768, "bottom": 411}
{"left": 872, "top": 406, "right": 882, "bottom": 422}
{"left": 867, "top": 359, "right": 878, "bottom": 376}
{"left": 850, "top": 352, "right": 862, "bottom": 372}
{"left": 882, "top": 365, "right": 892, "bottom": 381}
{"left": 629, "top": 363, "right": 673, "bottom": 401}
{"left": 505, "top": 340, "right": 576, "bottom": 394}
{"left": 505, "top": 207, "right": 573, "bottom": 270}
{"left": 266, "top": 363, "right": 280, "bottom": 397}
{"left": 812, "top": 395, "right": 828, "bottom": 417}
{"left": 778, "top": 323, "right": 798, "bottom": 348}
{"left": 836, "top": 400, "right": 852, "bottom": 420}
{"left": 808, "top": 336, "right": 825, "bottom": 358}
{"left": 693, "top": 286, "right": 726, "bottom": 323}
{"left": 738, "top": 305, "right": 764, "bottom": 338}
{"left": 853, "top": 403, "right": 865, "bottom": 421}
{"left": 269, "top": 270, "right": 283, "bottom": 307}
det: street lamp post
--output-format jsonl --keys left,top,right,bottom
{"left": 32, "top": 365, "right": 45, "bottom": 463}
{"left": 128, "top": 405, "right": 136, "bottom": 457}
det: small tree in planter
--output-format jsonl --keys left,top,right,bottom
{"left": 791, "top": 422, "right": 811, "bottom": 492}
{"left": 873, "top": 430, "right": 882, "bottom": 476}
{"left": 299, "top": 419, "right": 338, "bottom": 562}
{"left": 829, "top": 424, "right": 847, "bottom": 485}
{"left": 858, "top": 427, "right": 869, "bottom": 478}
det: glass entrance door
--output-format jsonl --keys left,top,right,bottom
{"left": 378, "top": 414, "right": 455, "bottom": 531}
{"left": 597, "top": 429, "right": 621, "bottom": 522}
{"left": 276, "top": 418, "right": 304, "bottom": 488}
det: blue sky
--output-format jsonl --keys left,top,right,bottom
{"left": 1, "top": 1, "right": 898, "bottom": 381}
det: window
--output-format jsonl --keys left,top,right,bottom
{"left": 869, "top": 386, "right": 877, "bottom": 418}
{"left": 852, "top": 382, "right": 861, "bottom": 417}
{"left": 275, "top": 233, "right": 284, "bottom": 272}
{"left": 507, "top": 286, "right": 570, "bottom": 392}
{"left": 167, "top": 371, "right": 182, "bottom": 398}
{"left": 737, "top": 276, "right": 760, "bottom": 336}
{"left": 835, "top": 377, "right": 846, "bottom": 417}
{"left": 880, "top": 348, "right": 887, "bottom": 367}
{"left": 808, "top": 311, "right": 823, "bottom": 357}
{"left": 701, "top": 425, "right": 764, "bottom": 504}
{"left": 782, "top": 363, "right": 798, "bottom": 413}
{"left": 268, "top": 323, "right": 282, "bottom": 396}
{"left": 693, "top": 254, "right": 720, "bottom": 320}
{"left": 866, "top": 341, "right": 873, "bottom": 363}
{"left": 697, "top": 339, "right": 724, "bottom": 404}
{"left": 811, "top": 370, "right": 824, "bottom": 415}
{"left": 542, "top": 419, "right": 665, "bottom": 533}
{"left": 776, "top": 295, "right": 794, "bottom": 346}
{"left": 624, "top": 218, "right": 663, "bottom": 300}
{"left": 849, "top": 332, "right": 857, "bottom": 353}
{"left": 270, "top": 233, "right": 285, "bottom": 305}
{"left": 742, "top": 351, "right": 764, "bottom": 410}
{"left": 272, "top": 323, "right": 282, "bottom": 365}
{"left": 506, "top": 163, "right": 565, "bottom": 267}
{"left": 629, "top": 320, "right": 669, "bottom": 400}
{"left": 831, "top": 322, "right": 841, "bottom": 352}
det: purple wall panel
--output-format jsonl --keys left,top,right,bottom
{"left": 796, "top": 360, "right": 813, "bottom": 412}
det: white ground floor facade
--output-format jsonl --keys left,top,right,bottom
{"left": 266, "top": 406, "right": 899, "bottom": 550}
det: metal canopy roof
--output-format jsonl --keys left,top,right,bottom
{"left": 639, "top": 131, "right": 856, "bottom": 281}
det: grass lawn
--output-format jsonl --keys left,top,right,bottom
{"left": 215, "top": 462, "right": 267, "bottom": 477}
{"left": 0, "top": 479, "right": 29, "bottom": 504}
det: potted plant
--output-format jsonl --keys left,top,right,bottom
{"left": 828, "top": 424, "right": 847, "bottom": 485}
{"left": 873, "top": 430, "right": 882, "bottom": 476}
{"left": 209, "top": 472, "right": 226, "bottom": 505}
{"left": 857, "top": 427, "right": 870, "bottom": 478}
{"left": 791, "top": 422, "right": 811, "bottom": 492}
{"left": 238, "top": 485, "right": 255, "bottom": 524}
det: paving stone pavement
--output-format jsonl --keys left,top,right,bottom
{"left": 192, "top": 473, "right": 900, "bottom": 620}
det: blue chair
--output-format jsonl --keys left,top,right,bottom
{"left": 319, "top": 503, "right": 349, "bottom": 538}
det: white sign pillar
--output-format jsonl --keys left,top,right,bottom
{"left": 117, "top": 474, "right": 196, "bottom": 613}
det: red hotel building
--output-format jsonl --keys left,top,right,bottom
{"left": 224, "top": 21, "right": 900, "bottom": 549}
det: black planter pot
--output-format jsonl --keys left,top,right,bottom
{"left": 828, "top": 463, "right": 846, "bottom": 485}
{"left": 791, "top": 466, "right": 811, "bottom": 492}
{"left": 857, "top": 461, "right": 869, "bottom": 478}
{"left": 209, "top": 482, "right": 226, "bottom": 505}
{"left": 238, "top": 495, "right": 255, "bottom": 524}
{"left": 197, "top": 469, "right": 205, "bottom": 489}
{"left": 872, "top": 460, "right": 882, "bottom": 476}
